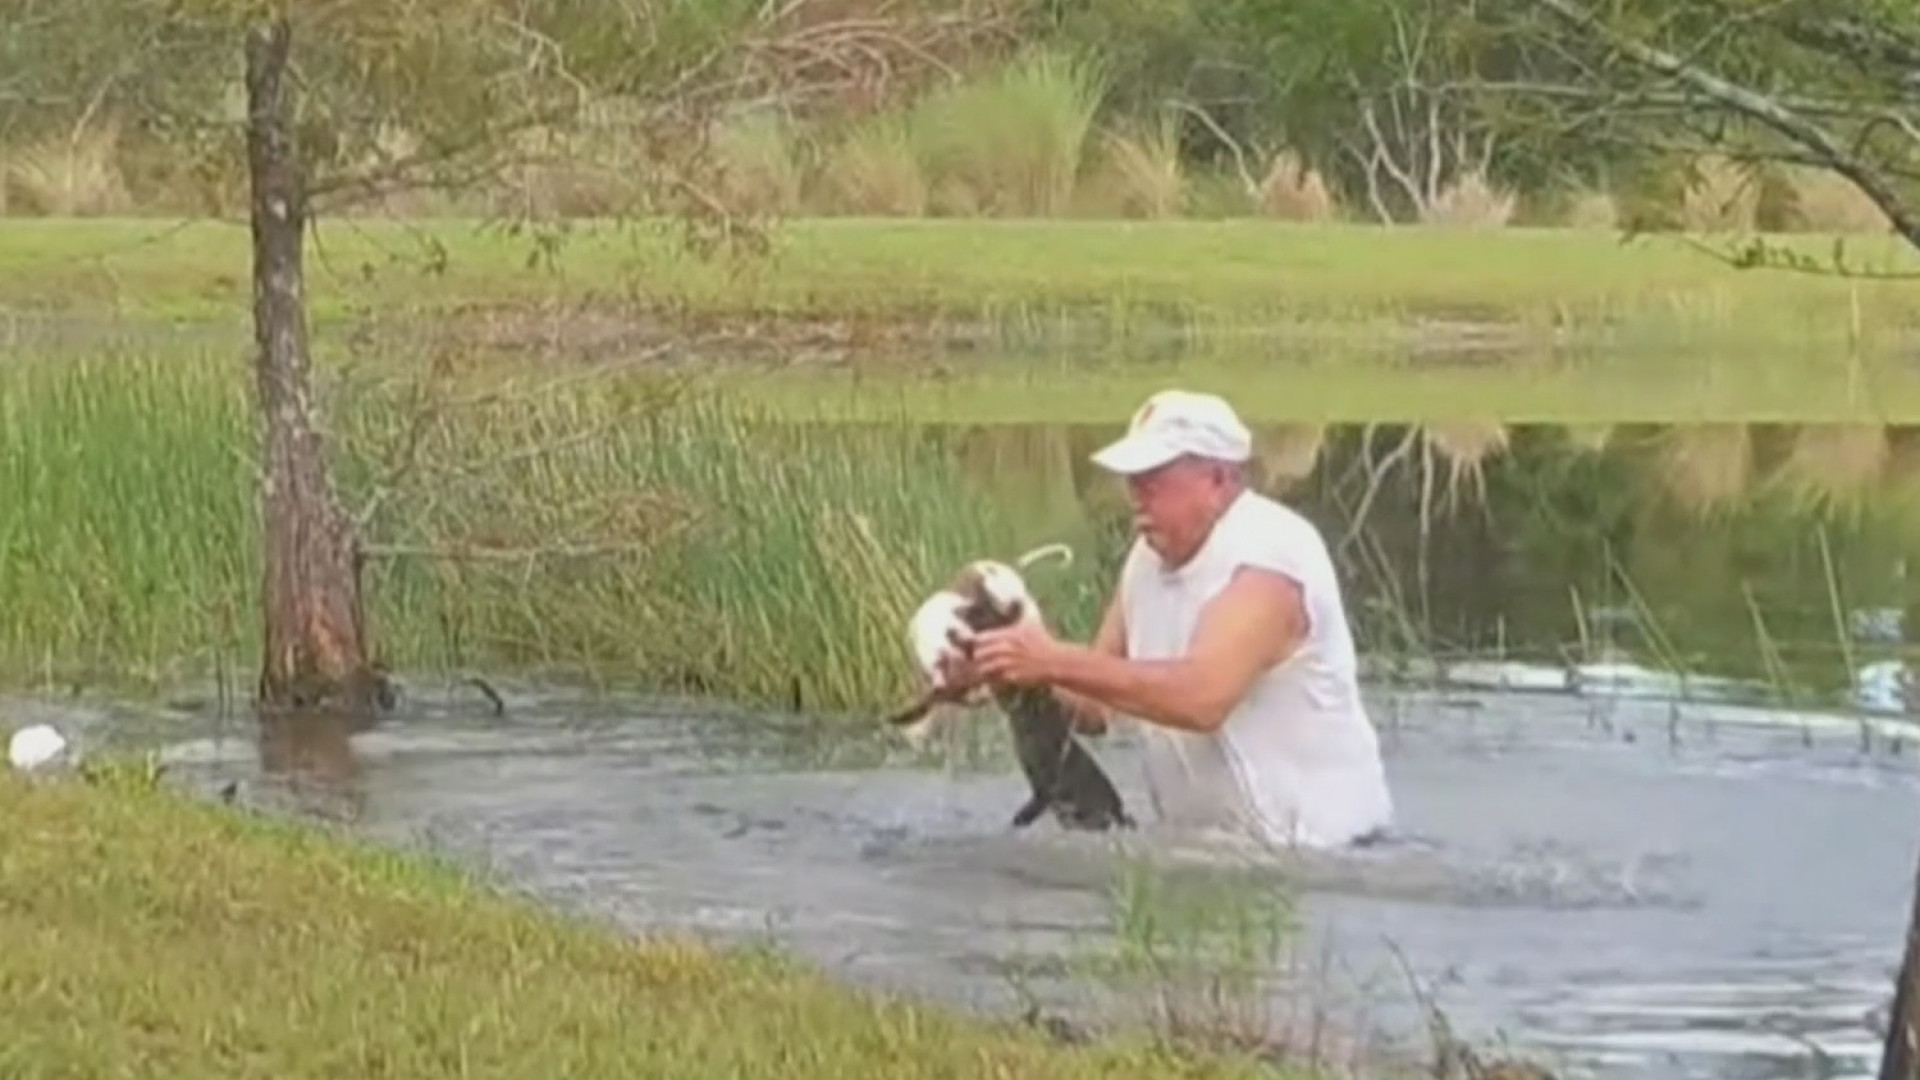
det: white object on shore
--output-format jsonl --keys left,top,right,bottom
{"left": 8, "top": 724, "right": 68, "bottom": 771}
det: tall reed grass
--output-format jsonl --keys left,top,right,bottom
{"left": 0, "top": 349, "right": 256, "bottom": 685}
{"left": 7, "top": 347, "right": 1917, "bottom": 718}
{"left": 0, "top": 348, "right": 1109, "bottom": 710}
{"left": 904, "top": 47, "right": 1108, "bottom": 217}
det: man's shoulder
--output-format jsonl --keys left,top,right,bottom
{"left": 1229, "top": 490, "right": 1330, "bottom": 550}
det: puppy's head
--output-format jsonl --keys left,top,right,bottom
{"left": 950, "top": 558, "right": 1035, "bottom": 632}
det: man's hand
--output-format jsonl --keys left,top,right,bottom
{"left": 970, "top": 617, "right": 1065, "bottom": 687}
{"left": 933, "top": 639, "right": 984, "bottom": 696}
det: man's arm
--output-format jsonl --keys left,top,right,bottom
{"left": 1040, "top": 565, "right": 1308, "bottom": 734}
{"left": 1051, "top": 595, "right": 1126, "bottom": 735}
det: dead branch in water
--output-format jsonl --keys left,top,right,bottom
{"left": 464, "top": 675, "right": 507, "bottom": 716}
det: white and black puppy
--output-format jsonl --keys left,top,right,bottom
{"left": 885, "top": 558, "right": 1033, "bottom": 741}
{"left": 884, "top": 551, "right": 1133, "bottom": 833}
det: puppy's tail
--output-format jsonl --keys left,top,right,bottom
{"left": 1014, "top": 542, "right": 1074, "bottom": 573}
{"left": 882, "top": 692, "right": 939, "bottom": 728}
{"left": 884, "top": 691, "right": 956, "bottom": 748}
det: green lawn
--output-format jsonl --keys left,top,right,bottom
{"left": 3, "top": 215, "right": 1917, "bottom": 340}
{"left": 7, "top": 215, "right": 1919, "bottom": 420}
{"left": 0, "top": 767, "right": 1287, "bottom": 1080}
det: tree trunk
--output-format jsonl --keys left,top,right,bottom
{"left": 245, "top": 18, "right": 381, "bottom": 720}
{"left": 1881, "top": 841, "right": 1920, "bottom": 1080}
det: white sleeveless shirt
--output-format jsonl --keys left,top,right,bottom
{"left": 1119, "top": 489, "right": 1394, "bottom": 849}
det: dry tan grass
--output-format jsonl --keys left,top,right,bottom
{"left": 1653, "top": 423, "right": 1752, "bottom": 515}
{"left": 487, "top": 105, "right": 664, "bottom": 219}
{"left": 1778, "top": 165, "right": 1891, "bottom": 234}
{"left": 954, "top": 424, "right": 1084, "bottom": 536}
{"left": 1421, "top": 421, "right": 1510, "bottom": 512}
{"left": 1563, "top": 424, "right": 1615, "bottom": 453}
{"left": 1255, "top": 151, "right": 1338, "bottom": 222}
{"left": 337, "top": 123, "right": 457, "bottom": 217}
{"left": 711, "top": 113, "right": 805, "bottom": 217}
{"left": 1680, "top": 155, "right": 1759, "bottom": 233}
{"left": 1424, "top": 422, "right": 1510, "bottom": 468}
{"left": 1767, "top": 423, "right": 1889, "bottom": 511}
{"left": 1255, "top": 424, "right": 1327, "bottom": 492}
{"left": 1418, "top": 171, "right": 1518, "bottom": 229}
{"left": 3, "top": 121, "right": 132, "bottom": 216}
{"left": 813, "top": 117, "right": 928, "bottom": 216}
{"left": 1091, "top": 119, "right": 1185, "bottom": 219}
{"left": 905, "top": 47, "right": 1106, "bottom": 218}
{"left": 1562, "top": 190, "right": 1620, "bottom": 231}
{"left": 489, "top": 135, "right": 621, "bottom": 219}
{"left": 1878, "top": 430, "right": 1920, "bottom": 538}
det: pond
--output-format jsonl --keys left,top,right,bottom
{"left": 13, "top": 416, "right": 1920, "bottom": 1080}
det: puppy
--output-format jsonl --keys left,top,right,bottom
{"left": 886, "top": 558, "right": 1134, "bottom": 833}
{"left": 883, "top": 586, "right": 994, "bottom": 743}
{"left": 885, "top": 543, "right": 1076, "bottom": 740}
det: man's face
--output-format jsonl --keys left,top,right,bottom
{"left": 1124, "top": 456, "right": 1228, "bottom": 563}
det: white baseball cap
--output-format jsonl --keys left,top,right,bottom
{"left": 1090, "top": 389, "right": 1254, "bottom": 475}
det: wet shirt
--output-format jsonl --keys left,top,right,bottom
{"left": 1118, "top": 489, "right": 1395, "bottom": 849}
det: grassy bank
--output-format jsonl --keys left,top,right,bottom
{"left": 3, "top": 217, "right": 1919, "bottom": 352}
{"left": 0, "top": 768, "right": 1281, "bottom": 1079}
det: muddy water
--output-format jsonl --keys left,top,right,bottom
{"left": 15, "top": 673, "right": 1905, "bottom": 1080}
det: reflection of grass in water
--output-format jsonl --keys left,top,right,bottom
{"left": 1324, "top": 420, "right": 1902, "bottom": 708}
{"left": 1637, "top": 424, "right": 1907, "bottom": 705}
{"left": 1650, "top": 423, "right": 1753, "bottom": 519}
{"left": 1880, "top": 433, "right": 1920, "bottom": 540}
{"left": 1420, "top": 422, "right": 1511, "bottom": 518}
{"left": 1766, "top": 424, "right": 1890, "bottom": 518}
{"left": 1606, "top": 548, "right": 1697, "bottom": 685}
{"left": 1562, "top": 423, "right": 1614, "bottom": 453}
{"left": 1743, "top": 581, "right": 1807, "bottom": 708}
{"left": 731, "top": 356, "right": 1920, "bottom": 425}
{"left": 1252, "top": 424, "right": 1328, "bottom": 494}
{"left": 1815, "top": 526, "right": 1861, "bottom": 706}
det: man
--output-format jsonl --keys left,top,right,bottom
{"left": 944, "top": 389, "right": 1395, "bottom": 850}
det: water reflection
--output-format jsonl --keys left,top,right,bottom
{"left": 256, "top": 709, "right": 367, "bottom": 821}
{"left": 936, "top": 419, "right": 1920, "bottom": 722}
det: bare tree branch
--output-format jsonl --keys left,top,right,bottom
{"left": 361, "top": 540, "right": 663, "bottom": 562}
{"left": 1526, "top": 0, "right": 1920, "bottom": 248}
